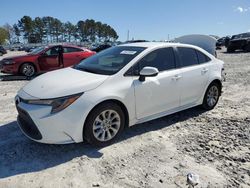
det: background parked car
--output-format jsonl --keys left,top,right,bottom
{"left": 227, "top": 32, "right": 250, "bottom": 53}
{"left": 24, "top": 46, "right": 37, "bottom": 52}
{"left": 0, "top": 45, "right": 7, "bottom": 56}
{"left": 91, "top": 44, "right": 112, "bottom": 52}
{"left": 0, "top": 45, "right": 95, "bottom": 77}
{"left": 216, "top": 37, "right": 226, "bottom": 48}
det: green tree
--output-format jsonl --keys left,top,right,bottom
{"left": 77, "top": 20, "right": 87, "bottom": 42}
{"left": 3, "top": 23, "right": 15, "bottom": 44}
{"left": 64, "top": 21, "right": 75, "bottom": 42}
{"left": 33, "top": 17, "right": 45, "bottom": 43}
{"left": 0, "top": 27, "right": 8, "bottom": 44}
{"left": 42, "top": 16, "right": 54, "bottom": 43}
{"left": 13, "top": 24, "right": 21, "bottom": 43}
{"left": 18, "top": 16, "right": 34, "bottom": 43}
{"left": 51, "top": 18, "right": 62, "bottom": 42}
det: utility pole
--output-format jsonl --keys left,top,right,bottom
{"left": 127, "top": 30, "right": 130, "bottom": 41}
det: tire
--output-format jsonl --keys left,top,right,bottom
{"left": 83, "top": 102, "right": 125, "bottom": 147}
{"left": 227, "top": 46, "right": 235, "bottom": 53}
{"left": 20, "top": 63, "right": 36, "bottom": 77}
{"left": 245, "top": 44, "right": 250, "bottom": 52}
{"left": 202, "top": 82, "right": 221, "bottom": 110}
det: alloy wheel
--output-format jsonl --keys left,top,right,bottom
{"left": 207, "top": 85, "right": 219, "bottom": 107}
{"left": 22, "top": 64, "right": 35, "bottom": 77}
{"left": 92, "top": 110, "right": 121, "bottom": 142}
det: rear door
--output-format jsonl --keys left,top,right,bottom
{"left": 176, "top": 47, "right": 210, "bottom": 107}
{"left": 38, "top": 46, "right": 61, "bottom": 71}
{"left": 133, "top": 47, "right": 181, "bottom": 119}
{"left": 63, "top": 47, "right": 84, "bottom": 67}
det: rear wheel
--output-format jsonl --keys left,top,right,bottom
{"left": 20, "top": 63, "right": 36, "bottom": 77}
{"left": 244, "top": 43, "right": 250, "bottom": 52}
{"left": 83, "top": 102, "right": 125, "bottom": 147}
{"left": 227, "top": 46, "right": 235, "bottom": 53}
{"left": 202, "top": 82, "right": 221, "bottom": 110}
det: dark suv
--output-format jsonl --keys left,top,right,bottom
{"left": 227, "top": 32, "right": 250, "bottom": 53}
{"left": 0, "top": 45, "right": 7, "bottom": 56}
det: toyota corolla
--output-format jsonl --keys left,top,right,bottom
{"left": 15, "top": 42, "right": 224, "bottom": 146}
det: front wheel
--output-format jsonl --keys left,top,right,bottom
{"left": 202, "top": 82, "right": 221, "bottom": 110}
{"left": 20, "top": 63, "right": 36, "bottom": 77}
{"left": 244, "top": 44, "right": 250, "bottom": 52}
{"left": 83, "top": 102, "right": 125, "bottom": 147}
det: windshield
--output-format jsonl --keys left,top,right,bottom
{"left": 74, "top": 46, "right": 146, "bottom": 75}
{"left": 29, "top": 46, "right": 46, "bottom": 55}
{"left": 241, "top": 33, "right": 250, "bottom": 38}
{"left": 232, "top": 33, "right": 250, "bottom": 39}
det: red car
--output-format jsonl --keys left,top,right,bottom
{"left": 0, "top": 45, "right": 95, "bottom": 77}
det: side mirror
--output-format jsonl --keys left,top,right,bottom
{"left": 40, "top": 53, "right": 47, "bottom": 57}
{"left": 139, "top": 67, "right": 159, "bottom": 82}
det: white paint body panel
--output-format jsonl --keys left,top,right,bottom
{"left": 16, "top": 42, "right": 224, "bottom": 144}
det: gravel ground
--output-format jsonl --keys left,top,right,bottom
{"left": 0, "top": 50, "right": 249, "bottom": 187}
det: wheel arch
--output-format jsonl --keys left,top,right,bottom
{"left": 18, "top": 62, "right": 38, "bottom": 74}
{"left": 84, "top": 99, "right": 130, "bottom": 130}
{"left": 208, "top": 79, "right": 222, "bottom": 94}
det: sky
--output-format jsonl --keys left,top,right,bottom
{"left": 1, "top": 0, "right": 250, "bottom": 41}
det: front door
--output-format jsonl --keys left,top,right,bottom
{"left": 38, "top": 46, "right": 62, "bottom": 71}
{"left": 133, "top": 47, "right": 181, "bottom": 119}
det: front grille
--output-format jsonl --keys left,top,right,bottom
{"left": 17, "top": 106, "right": 42, "bottom": 140}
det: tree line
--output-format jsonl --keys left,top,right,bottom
{"left": 0, "top": 16, "right": 119, "bottom": 45}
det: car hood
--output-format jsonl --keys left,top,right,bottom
{"left": 21, "top": 68, "right": 109, "bottom": 99}
{"left": 4, "top": 54, "right": 37, "bottom": 60}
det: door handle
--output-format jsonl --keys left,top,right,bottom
{"left": 172, "top": 75, "right": 182, "bottom": 81}
{"left": 201, "top": 68, "right": 208, "bottom": 73}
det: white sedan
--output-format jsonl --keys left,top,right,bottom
{"left": 15, "top": 42, "right": 224, "bottom": 146}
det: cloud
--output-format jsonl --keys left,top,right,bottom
{"left": 235, "top": 6, "right": 248, "bottom": 13}
{"left": 217, "top": 22, "right": 224, "bottom": 25}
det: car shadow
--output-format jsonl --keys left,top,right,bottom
{"left": 0, "top": 107, "right": 205, "bottom": 178}
{"left": 0, "top": 74, "right": 34, "bottom": 81}
{"left": 222, "top": 50, "right": 248, "bottom": 54}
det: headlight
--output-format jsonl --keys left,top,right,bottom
{"left": 27, "top": 93, "right": 83, "bottom": 114}
{"left": 4, "top": 60, "right": 15, "bottom": 65}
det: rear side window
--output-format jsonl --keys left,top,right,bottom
{"left": 64, "top": 47, "right": 83, "bottom": 53}
{"left": 196, "top": 50, "right": 211, "bottom": 64}
{"left": 178, "top": 47, "right": 199, "bottom": 67}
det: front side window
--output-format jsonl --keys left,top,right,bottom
{"left": 126, "top": 47, "right": 176, "bottom": 76}
{"left": 178, "top": 47, "right": 199, "bottom": 67}
{"left": 45, "top": 46, "right": 61, "bottom": 56}
{"left": 74, "top": 46, "right": 146, "bottom": 75}
{"left": 139, "top": 47, "right": 176, "bottom": 71}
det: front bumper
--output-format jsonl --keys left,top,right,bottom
{"left": 0, "top": 63, "right": 18, "bottom": 74}
{"left": 15, "top": 91, "right": 94, "bottom": 144}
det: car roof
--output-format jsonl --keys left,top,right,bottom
{"left": 119, "top": 42, "right": 200, "bottom": 49}
{"left": 47, "top": 44, "right": 82, "bottom": 48}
